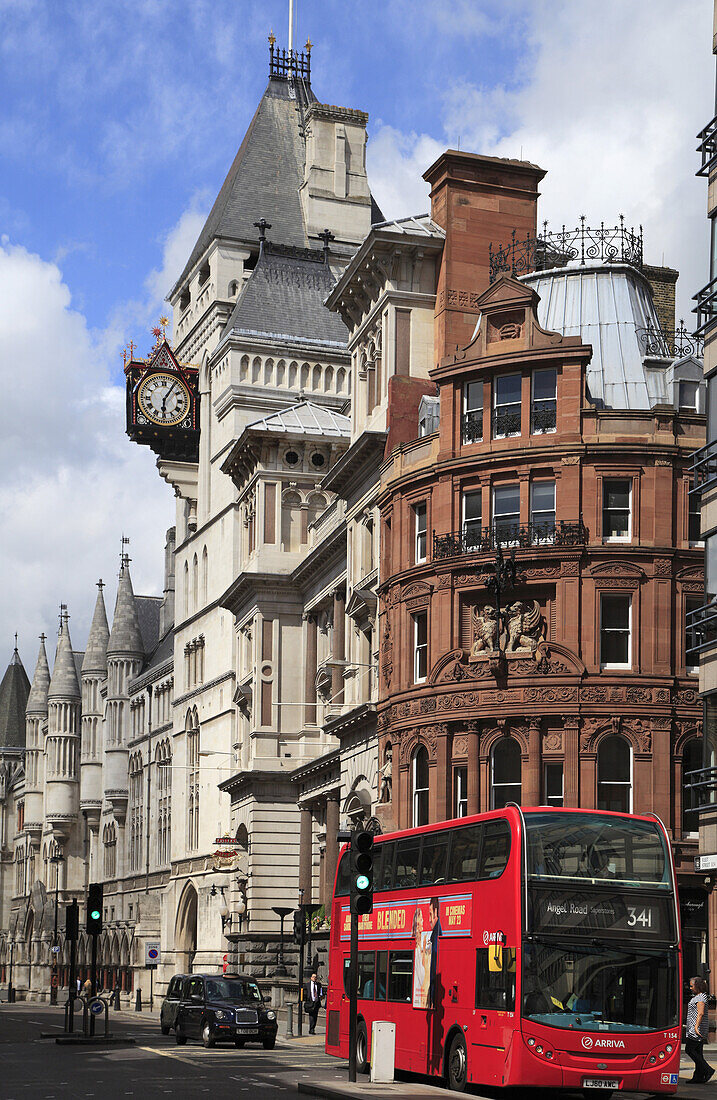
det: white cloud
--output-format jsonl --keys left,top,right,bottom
{"left": 368, "top": 0, "right": 711, "bottom": 320}
{"left": 0, "top": 205, "right": 211, "bottom": 665}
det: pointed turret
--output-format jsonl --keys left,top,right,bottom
{"left": 48, "top": 616, "right": 81, "bottom": 702}
{"left": 0, "top": 641, "right": 31, "bottom": 748}
{"left": 82, "top": 581, "right": 110, "bottom": 674}
{"left": 107, "top": 563, "right": 144, "bottom": 660}
{"left": 26, "top": 635, "right": 51, "bottom": 715}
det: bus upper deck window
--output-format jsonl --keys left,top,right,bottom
{"left": 479, "top": 822, "right": 510, "bottom": 878}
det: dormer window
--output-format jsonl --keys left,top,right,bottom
{"left": 679, "top": 380, "right": 698, "bottom": 411}
{"left": 228, "top": 280, "right": 239, "bottom": 298}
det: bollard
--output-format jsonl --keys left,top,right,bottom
{"left": 284, "top": 1001, "right": 294, "bottom": 1038}
{"left": 135, "top": 987, "right": 142, "bottom": 1012}
{"left": 113, "top": 987, "right": 121, "bottom": 1010}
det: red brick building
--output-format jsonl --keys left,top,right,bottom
{"left": 375, "top": 171, "right": 707, "bottom": 973}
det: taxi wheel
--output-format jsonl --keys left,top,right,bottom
{"left": 263, "top": 1036, "right": 276, "bottom": 1050}
{"left": 202, "top": 1022, "right": 216, "bottom": 1048}
{"left": 447, "top": 1032, "right": 468, "bottom": 1092}
{"left": 175, "top": 1026, "right": 187, "bottom": 1046}
{"left": 356, "top": 1020, "right": 369, "bottom": 1074}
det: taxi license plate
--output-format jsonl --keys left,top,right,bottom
{"left": 582, "top": 1079, "right": 619, "bottom": 1090}
{"left": 237, "top": 1026, "right": 258, "bottom": 1034}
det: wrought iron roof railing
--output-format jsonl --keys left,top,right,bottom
{"left": 269, "top": 42, "right": 311, "bottom": 82}
{"left": 489, "top": 216, "right": 643, "bottom": 284}
{"left": 636, "top": 318, "right": 704, "bottom": 360}
{"left": 433, "top": 519, "right": 588, "bottom": 560}
{"left": 686, "top": 600, "right": 717, "bottom": 660}
{"left": 697, "top": 114, "right": 717, "bottom": 178}
{"left": 693, "top": 275, "right": 717, "bottom": 337}
{"left": 690, "top": 440, "right": 717, "bottom": 496}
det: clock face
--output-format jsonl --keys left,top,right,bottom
{"left": 137, "top": 372, "right": 191, "bottom": 427}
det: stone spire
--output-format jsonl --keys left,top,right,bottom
{"left": 82, "top": 581, "right": 110, "bottom": 674}
{"left": 107, "top": 562, "right": 144, "bottom": 659}
{"left": 48, "top": 612, "right": 81, "bottom": 701}
{"left": 0, "top": 641, "right": 31, "bottom": 748}
{"left": 26, "top": 635, "right": 51, "bottom": 715}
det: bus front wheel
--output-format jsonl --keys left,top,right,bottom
{"left": 446, "top": 1032, "right": 468, "bottom": 1092}
{"left": 356, "top": 1020, "right": 369, "bottom": 1074}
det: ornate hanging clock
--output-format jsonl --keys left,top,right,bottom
{"left": 125, "top": 330, "right": 199, "bottom": 461}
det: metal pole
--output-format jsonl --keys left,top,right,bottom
{"left": 68, "top": 932, "right": 77, "bottom": 1033}
{"left": 90, "top": 933, "right": 97, "bottom": 1036}
{"left": 348, "top": 910, "right": 358, "bottom": 1082}
{"left": 150, "top": 967, "right": 153, "bottom": 1012}
{"left": 7, "top": 939, "right": 14, "bottom": 1003}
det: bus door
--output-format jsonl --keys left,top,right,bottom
{"left": 472, "top": 942, "right": 516, "bottom": 1086}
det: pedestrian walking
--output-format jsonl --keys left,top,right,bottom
{"left": 82, "top": 978, "right": 92, "bottom": 1000}
{"left": 686, "top": 976, "right": 715, "bottom": 1084}
{"left": 303, "top": 972, "right": 323, "bottom": 1035}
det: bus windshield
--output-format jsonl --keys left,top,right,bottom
{"left": 524, "top": 812, "right": 671, "bottom": 890}
{"left": 522, "top": 939, "right": 679, "bottom": 1033}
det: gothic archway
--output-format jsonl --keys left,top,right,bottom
{"left": 175, "top": 882, "right": 198, "bottom": 974}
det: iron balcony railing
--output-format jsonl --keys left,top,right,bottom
{"left": 686, "top": 601, "right": 717, "bottom": 660}
{"left": 690, "top": 440, "right": 717, "bottom": 496}
{"left": 433, "top": 519, "right": 588, "bottom": 560}
{"left": 697, "top": 114, "right": 717, "bottom": 178}
{"left": 531, "top": 403, "right": 557, "bottom": 433}
{"left": 693, "top": 275, "right": 717, "bottom": 337}
{"left": 636, "top": 318, "right": 704, "bottom": 360}
{"left": 489, "top": 216, "right": 643, "bottom": 283}
{"left": 493, "top": 408, "right": 522, "bottom": 437}
{"left": 461, "top": 411, "right": 483, "bottom": 443}
{"left": 683, "top": 766, "right": 717, "bottom": 816}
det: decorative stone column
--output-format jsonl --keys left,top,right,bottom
{"left": 323, "top": 795, "right": 340, "bottom": 904}
{"left": 563, "top": 718, "right": 580, "bottom": 807}
{"left": 525, "top": 718, "right": 541, "bottom": 806}
{"left": 299, "top": 807, "right": 312, "bottom": 903}
{"left": 304, "top": 615, "right": 317, "bottom": 725}
{"left": 331, "top": 591, "right": 345, "bottom": 705}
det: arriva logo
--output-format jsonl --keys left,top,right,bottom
{"left": 581, "top": 1036, "right": 626, "bottom": 1049}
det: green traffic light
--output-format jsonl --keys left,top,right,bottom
{"left": 356, "top": 875, "right": 369, "bottom": 891}
{"left": 90, "top": 910, "right": 100, "bottom": 920}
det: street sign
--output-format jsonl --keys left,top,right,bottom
{"left": 214, "top": 835, "right": 236, "bottom": 846}
{"left": 51, "top": 945, "right": 60, "bottom": 954}
{"left": 145, "top": 941, "right": 161, "bottom": 967}
{"left": 90, "top": 998, "right": 104, "bottom": 1015}
{"left": 694, "top": 853, "right": 717, "bottom": 872}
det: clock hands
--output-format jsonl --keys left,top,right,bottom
{"left": 161, "top": 380, "right": 179, "bottom": 417}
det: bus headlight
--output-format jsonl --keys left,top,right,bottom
{"left": 649, "top": 1055, "right": 657, "bottom": 1065}
{"left": 665, "top": 1044, "right": 673, "bottom": 1053}
{"left": 527, "top": 1037, "right": 536, "bottom": 1047}
{"left": 658, "top": 1051, "right": 665, "bottom": 1059}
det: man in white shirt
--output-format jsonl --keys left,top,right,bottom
{"left": 304, "top": 972, "right": 323, "bottom": 1035}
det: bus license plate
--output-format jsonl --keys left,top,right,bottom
{"left": 583, "top": 1080, "right": 619, "bottom": 1090}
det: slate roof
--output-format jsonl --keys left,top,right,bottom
{"left": 172, "top": 76, "right": 314, "bottom": 294}
{"left": 0, "top": 647, "right": 30, "bottom": 749}
{"left": 522, "top": 263, "right": 670, "bottom": 410}
{"left": 247, "top": 402, "right": 351, "bottom": 436}
{"left": 136, "top": 596, "right": 162, "bottom": 657}
{"left": 221, "top": 248, "right": 349, "bottom": 348}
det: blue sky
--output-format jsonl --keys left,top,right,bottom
{"left": 0, "top": 0, "right": 712, "bottom": 662}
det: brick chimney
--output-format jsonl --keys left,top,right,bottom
{"left": 423, "top": 151, "right": 546, "bottom": 362}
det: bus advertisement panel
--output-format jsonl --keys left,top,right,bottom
{"left": 325, "top": 807, "right": 681, "bottom": 1095}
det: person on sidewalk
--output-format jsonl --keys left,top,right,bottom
{"left": 686, "top": 976, "right": 715, "bottom": 1084}
{"left": 304, "top": 972, "right": 323, "bottom": 1035}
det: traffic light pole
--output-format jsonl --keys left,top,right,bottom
{"left": 90, "top": 932, "right": 97, "bottom": 1036}
{"left": 348, "top": 909, "right": 358, "bottom": 1082}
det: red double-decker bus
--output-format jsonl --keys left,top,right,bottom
{"left": 326, "top": 807, "right": 681, "bottom": 1095}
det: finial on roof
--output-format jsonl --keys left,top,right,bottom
{"left": 59, "top": 604, "right": 69, "bottom": 632}
{"left": 83, "top": 577, "right": 110, "bottom": 675}
{"left": 97, "top": 578, "right": 104, "bottom": 591}
{"left": 40, "top": 632, "right": 46, "bottom": 644}
{"left": 268, "top": 29, "right": 276, "bottom": 47}
{"left": 254, "top": 218, "right": 272, "bottom": 257}
{"left": 14, "top": 632, "right": 18, "bottom": 653}
{"left": 305, "top": 37, "right": 313, "bottom": 53}
{"left": 120, "top": 535, "right": 131, "bottom": 572}
{"left": 319, "top": 228, "right": 335, "bottom": 260}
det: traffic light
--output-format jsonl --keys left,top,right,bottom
{"left": 350, "top": 829, "right": 374, "bottom": 916}
{"left": 86, "top": 882, "right": 103, "bottom": 935}
{"left": 292, "top": 908, "right": 305, "bottom": 946}
{"left": 65, "top": 899, "right": 79, "bottom": 941}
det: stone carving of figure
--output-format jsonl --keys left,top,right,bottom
{"left": 380, "top": 744, "right": 392, "bottom": 803}
{"left": 506, "top": 600, "right": 544, "bottom": 653}
{"left": 470, "top": 605, "right": 499, "bottom": 656}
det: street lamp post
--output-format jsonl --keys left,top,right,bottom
{"left": 49, "top": 848, "right": 64, "bottom": 1006}
{"left": 271, "top": 907, "right": 291, "bottom": 976}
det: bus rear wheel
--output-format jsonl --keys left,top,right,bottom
{"left": 356, "top": 1020, "right": 369, "bottom": 1074}
{"left": 446, "top": 1032, "right": 468, "bottom": 1092}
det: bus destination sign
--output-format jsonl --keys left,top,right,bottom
{"left": 529, "top": 889, "right": 673, "bottom": 940}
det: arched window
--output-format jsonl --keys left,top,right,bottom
{"left": 201, "top": 546, "right": 208, "bottom": 605}
{"left": 597, "top": 735, "right": 632, "bottom": 813}
{"left": 412, "top": 746, "right": 429, "bottom": 827}
{"left": 183, "top": 561, "right": 189, "bottom": 618}
{"left": 491, "top": 737, "right": 522, "bottom": 809}
{"left": 682, "top": 738, "right": 703, "bottom": 835}
{"left": 192, "top": 554, "right": 198, "bottom": 611}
